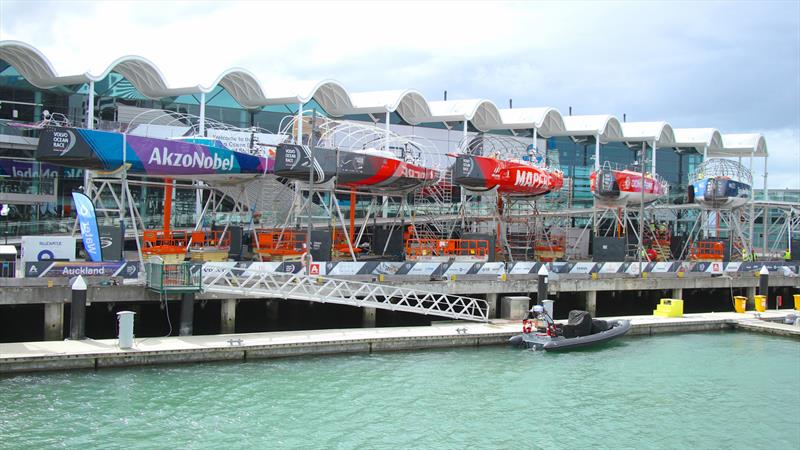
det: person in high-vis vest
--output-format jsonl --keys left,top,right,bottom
{"left": 785, "top": 249, "right": 792, "bottom": 262}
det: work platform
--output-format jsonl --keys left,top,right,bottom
{"left": 0, "top": 311, "right": 796, "bottom": 375}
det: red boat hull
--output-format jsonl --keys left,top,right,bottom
{"left": 276, "top": 144, "right": 439, "bottom": 193}
{"left": 453, "top": 154, "right": 563, "bottom": 197}
{"left": 590, "top": 168, "right": 667, "bottom": 206}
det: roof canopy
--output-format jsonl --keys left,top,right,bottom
{"left": 553, "top": 115, "right": 624, "bottom": 142}
{"left": 672, "top": 128, "right": 723, "bottom": 153}
{"left": 717, "top": 133, "right": 768, "bottom": 158}
{"left": 347, "top": 90, "right": 431, "bottom": 125}
{"left": 0, "top": 40, "right": 772, "bottom": 148}
{"left": 426, "top": 99, "right": 502, "bottom": 131}
{"left": 495, "top": 107, "right": 566, "bottom": 137}
{"left": 615, "top": 121, "right": 675, "bottom": 147}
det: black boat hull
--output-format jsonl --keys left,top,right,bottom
{"left": 275, "top": 143, "right": 438, "bottom": 193}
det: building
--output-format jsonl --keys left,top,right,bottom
{"left": 1, "top": 40, "right": 786, "bottom": 257}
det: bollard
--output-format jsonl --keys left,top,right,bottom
{"left": 69, "top": 275, "right": 87, "bottom": 340}
{"left": 758, "top": 266, "right": 769, "bottom": 308}
{"left": 537, "top": 265, "right": 549, "bottom": 305}
{"left": 116, "top": 311, "right": 136, "bottom": 349}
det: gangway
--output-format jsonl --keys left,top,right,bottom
{"left": 202, "top": 267, "right": 490, "bottom": 322}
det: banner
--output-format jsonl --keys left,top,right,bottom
{"left": 20, "top": 236, "right": 76, "bottom": 263}
{"left": 25, "top": 261, "right": 139, "bottom": 278}
{"left": 72, "top": 191, "right": 102, "bottom": 262}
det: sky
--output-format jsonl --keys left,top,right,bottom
{"left": 1, "top": 0, "right": 798, "bottom": 189}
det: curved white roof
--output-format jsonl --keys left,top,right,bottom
{"left": 553, "top": 115, "right": 624, "bottom": 142}
{"left": 0, "top": 40, "right": 772, "bottom": 147}
{"left": 718, "top": 133, "right": 768, "bottom": 157}
{"left": 0, "top": 40, "right": 89, "bottom": 87}
{"left": 0, "top": 40, "right": 353, "bottom": 112}
{"left": 426, "top": 99, "right": 503, "bottom": 131}
{"left": 348, "top": 90, "right": 431, "bottom": 125}
{"left": 495, "top": 107, "right": 566, "bottom": 137}
{"left": 672, "top": 128, "right": 723, "bottom": 153}
{"left": 616, "top": 121, "right": 675, "bottom": 147}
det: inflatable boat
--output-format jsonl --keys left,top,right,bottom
{"left": 509, "top": 307, "right": 631, "bottom": 351}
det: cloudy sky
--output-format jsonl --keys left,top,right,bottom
{"left": 1, "top": 0, "right": 798, "bottom": 189}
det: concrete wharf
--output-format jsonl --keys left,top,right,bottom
{"left": 1, "top": 310, "right": 797, "bottom": 375}
{"left": 2, "top": 268, "right": 798, "bottom": 339}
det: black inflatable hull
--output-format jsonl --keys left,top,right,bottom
{"left": 509, "top": 319, "right": 631, "bottom": 351}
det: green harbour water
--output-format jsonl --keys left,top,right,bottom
{"left": 1, "top": 331, "right": 799, "bottom": 449}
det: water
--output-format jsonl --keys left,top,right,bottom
{"left": 1, "top": 332, "right": 799, "bottom": 449}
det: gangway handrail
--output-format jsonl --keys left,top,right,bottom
{"left": 202, "top": 267, "right": 490, "bottom": 322}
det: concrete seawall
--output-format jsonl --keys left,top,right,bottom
{"left": 1, "top": 311, "right": 797, "bottom": 375}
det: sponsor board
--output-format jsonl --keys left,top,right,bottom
{"left": 476, "top": 262, "right": 506, "bottom": 275}
{"left": 201, "top": 262, "right": 237, "bottom": 277}
{"left": 442, "top": 262, "right": 477, "bottom": 276}
{"left": 399, "top": 262, "right": 442, "bottom": 276}
{"left": 724, "top": 262, "right": 742, "bottom": 272}
{"left": 371, "top": 262, "right": 404, "bottom": 276}
{"left": 549, "top": 263, "right": 573, "bottom": 274}
{"left": 508, "top": 261, "right": 540, "bottom": 275}
{"left": 598, "top": 262, "right": 624, "bottom": 273}
{"left": 650, "top": 262, "right": 675, "bottom": 273}
{"left": 25, "top": 261, "right": 139, "bottom": 278}
{"left": 327, "top": 262, "right": 367, "bottom": 276}
{"left": 569, "top": 262, "right": 597, "bottom": 274}
{"left": 20, "top": 236, "right": 76, "bottom": 263}
{"left": 707, "top": 261, "right": 724, "bottom": 275}
{"left": 237, "top": 262, "right": 283, "bottom": 277}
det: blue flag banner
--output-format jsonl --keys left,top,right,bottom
{"left": 72, "top": 191, "right": 102, "bottom": 262}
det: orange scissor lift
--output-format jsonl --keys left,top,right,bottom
{"left": 405, "top": 238, "right": 489, "bottom": 262}
{"left": 689, "top": 240, "right": 724, "bottom": 262}
{"left": 142, "top": 178, "right": 232, "bottom": 263}
{"left": 252, "top": 229, "right": 308, "bottom": 262}
{"left": 535, "top": 235, "right": 566, "bottom": 262}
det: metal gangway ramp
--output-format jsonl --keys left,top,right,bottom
{"left": 202, "top": 267, "right": 490, "bottom": 322}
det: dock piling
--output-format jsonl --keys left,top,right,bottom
{"left": 179, "top": 293, "right": 195, "bottom": 336}
{"left": 362, "top": 307, "right": 377, "bottom": 328}
{"left": 221, "top": 299, "right": 237, "bottom": 334}
{"left": 43, "top": 303, "right": 64, "bottom": 341}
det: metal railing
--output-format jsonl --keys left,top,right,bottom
{"left": 145, "top": 262, "right": 202, "bottom": 293}
{"left": 0, "top": 178, "right": 56, "bottom": 196}
{"left": 202, "top": 267, "right": 490, "bottom": 322}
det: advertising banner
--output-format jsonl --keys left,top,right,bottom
{"left": 20, "top": 236, "right": 76, "bottom": 263}
{"left": 25, "top": 261, "right": 139, "bottom": 278}
{"left": 72, "top": 191, "right": 102, "bottom": 262}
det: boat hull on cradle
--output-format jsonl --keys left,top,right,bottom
{"left": 453, "top": 154, "right": 563, "bottom": 197}
{"left": 509, "top": 319, "right": 631, "bottom": 351}
{"left": 690, "top": 177, "right": 751, "bottom": 209}
{"left": 275, "top": 143, "right": 439, "bottom": 193}
{"left": 590, "top": 168, "right": 666, "bottom": 207}
{"left": 35, "top": 127, "right": 271, "bottom": 180}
